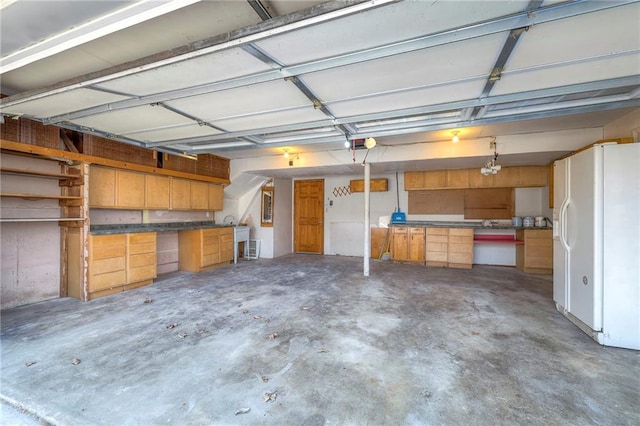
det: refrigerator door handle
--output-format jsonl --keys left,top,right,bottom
{"left": 559, "top": 198, "right": 570, "bottom": 251}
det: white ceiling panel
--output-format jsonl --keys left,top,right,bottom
{"left": 254, "top": 0, "right": 527, "bottom": 65}
{"left": 212, "top": 107, "right": 328, "bottom": 132}
{"left": 121, "top": 123, "right": 222, "bottom": 143}
{"left": 165, "top": 79, "right": 314, "bottom": 121}
{"left": 72, "top": 105, "right": 196, "bottom": 135}
{"left": 327, "top": 80, "right": 485, "bottom": 118}
{"left": 95, "top": 48, "right": 273, "bottom": 97}
{"left": 301, "top": 33, "right": 505, "bottom": 102}
{"left": 493, "top": 55, "right": 639, "bottom": 96}
{"left": 505, "top": 3, "right": 640, "bottom": 71}
{"left": 0, "top": 88, "right": 129, "bottom": 118}
{"left": 0, "top": 1, "right": 261, "bottom": 94}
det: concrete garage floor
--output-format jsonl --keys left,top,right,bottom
{"left": 1, "top": 255, "right": 638, "bottom": 425}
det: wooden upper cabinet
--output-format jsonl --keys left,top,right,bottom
{"left": 116, "top": 170, "right": 145, "bottom": 209}
{"left": 423, "top": 171, "right": 447, "bottom": 189}
{"left": 519, "top": 166, "right": 548, "bottom": 187}
{"left": 350, "top": 178, "right": 388, "bottom": 192}
{"left": 468, "top": 170, "right": 495, "bottom": 188}
{"left": 170, "top": 178, "right": 191, "bottom": 210}
{"left": 446, "top": 169, "right": 469, "bottom": 188}
{"left": 89, "top": 166, "right": 116, "bottom": 207}
{"left": 190, "top": 181, "right": 209, "bottom": 210}
{"left": 404, "top": 172, "right": 424, "bottom": 190}
{"left": 492, "top": 166, "right": 519, "bottom": 188}
{"left": 208, "top": 184, "right": 224, "bottom": 211}
{"left": 145, "top": 175, "right": 170, "bottom": 209}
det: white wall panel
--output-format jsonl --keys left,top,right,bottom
{"left": 122, "top": 123, "right": 222, "bottom": 142}
{"left": 96, "top": 48, "right": 273, "bottom": 97}
{"left": 212, "top": 106, "right": 327, "bottom": 132}
{"left": 492, "top": 55, "right": 639, "bottom": 96}
{"left": 327, "top": 80, "right": 485, "bottom": 117}
{"left": 255, "top": 0, "right": 526, "bottom": 65}
{"left": 72, "top": 105, "right": 196, "bottom": 135}
{"left": 302, "top": 33, "right": 505, "bottom": 102}
{"left": 1, "top": 88, "right": 129, "bottom": 117}
{"left": 165, "top": 79, "right": 313, "bottom": 121}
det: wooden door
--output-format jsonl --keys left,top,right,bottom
{"left": 294, "top": 179, "right": 324, "bottom": 254}
{"left": 408, "top": 227, "right": 425, "bottom": 263}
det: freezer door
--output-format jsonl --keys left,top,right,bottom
{"left": 553, "top": 158, "right": 568, "bottom": 308}
{"left": 567, "top": 147, "right": 602, "bottom": 331}
{"left": 601, "top": 143, "right": 640, "bottom": 349}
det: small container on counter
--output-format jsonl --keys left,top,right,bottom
{"left": 523, "top": 216, "right": 535, "bottom": 227}
{"left": 535, "top": 216, "right": 547, "bottom": 227}
{"left": 512, "top": 216, "right": 523, "bottom": 227}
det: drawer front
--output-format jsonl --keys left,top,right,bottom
{"left": 91, "top": 257, "right": 126, "bottom": 275}
{"left": 203, "top": 242, "right": 219, "bottom": 256}
{"left": 220, "top": 233, "right": 234, "bottom": 244}
{"left": 129, "top": 252, "right": 156, "bottom": 268}
{"left": 129, "top": 241, "right": 156, "bottom": 255}
{"left": 202, "top": 253, "right": 220, "bottom": 266}
{"left": 426, "top": 242, "right": 448, "bottom": 252}
{"left": 527, "top": 256, "right": 553, "bottom": 269}
{"left": 448, "top": 252, "right": 472, "bottom": 264}
{"left": 449, "top": 228, "right": 474, "bottom": 237}
{"left": 128, "top": 233, "right": 156, "bottom": 244}
{"left": 525, "top": 229, "right": 552, "bottom": 240}
{"left": 527, "top": 246, "right": 552, "bottom": 259}
{"left": 393, "top": 227, "right": 408, "bottom": 234}
{"left": 427, "top": 235, "right": 448, "bottom": 243}
{"left": 128, "top": 265, "right": 156, "bottom": 283}
{"left": 220, "top": 248, "right": 233, "bottom": 262}
{"left": 426, "top": 228, "right": 448, "bottom": 236}
{"left": 203, "top": 234, "right": 219, "bottom": 246}
{"left": 426, "top": 251, "right": 448, "bottom": 262}
{"left": 89, "top": 270, "right": 127, "bottom": 292}
{"left": 526, "top": 238, "right": 552, "bottom": 248}
{"left": 219, "top": 228, "right": 233, "bottom": 237}
{"left": 449, "top": 235, "right": 473, "bottom": 244}
{"left": 202, "top": 229, "right": 220, "bottom": 238}
{"left": 449, "top": 243, "right": 473, "bottom": 254}
{"left": 92, "top": 244, "right": 126, "bottom": 260}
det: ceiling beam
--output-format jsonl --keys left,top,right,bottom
{"left": 247, "top": 0, "right": 273, "bottom": 21}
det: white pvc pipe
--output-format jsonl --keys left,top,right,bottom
{"left": 364, "top": 162, "right": 371, "bottom": 276}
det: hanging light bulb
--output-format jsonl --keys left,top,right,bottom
{"left": 344, "top": 140, "right": 351, "bottom": 149}
{"left": 283, "top": 149, "right": 289, "bottom": 158}
{"left": 452, "top": 131, "right": 460, "bottom": 143}
{"left": 364, "top": 137, "right": 376, "bottom": 149}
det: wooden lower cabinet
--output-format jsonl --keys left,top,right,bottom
{"left": 426, "top": 228, "right": 448, "bottom": 267}
{"left": 392, "top": 227, "right": 425, "bottom": 263}
{"left": 178, "top": 227, "right": 234, "bottom": 272}
{"left": 88, "top": 232, "right": 157, "bottom": 299}
{"left": 447, "top": 228, "right": 474, "bottom": 269}
{"left": 516, "top": 229, "right": 552, "bottom": 274}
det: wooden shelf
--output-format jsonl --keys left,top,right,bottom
{"left": 0, "top": 192, "right": 83, "bottom": 200}
{"left": 0, "top": 217, "right": 86, "bottom": 223}
{"left": 0, "top": 167, "right": 79, "bottom": 180}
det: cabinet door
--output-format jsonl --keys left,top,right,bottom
{"left": 491, "top": 167, "right": 519, "bottom": 188}
{"left": 404, "top": 172, "right": 424, "bottom": 190}
{"left": 170, "top": 178, "right": 191, "bottom": 210}
{"left": 468, "top": 171, "right": 494, "bottom": 188}
{"left": 208, "top": 184, "right": 224, "bottom": 211}
{"left": 89, "top": 166, "right": 116, "bottom": 207}
{"left": 519, "top": 166, "right": 548, "bottom": 187}
{"left": 392, "top": 227, "right": 408, "bottom": 261}
{"left": 446, "top": 169, "right": 469, "bottom": 189}
{"left": 423, "top": 171, "right": 447, "bottom": 189}
{"left": 145, "top": 175, "right": 170, "bottom": 209}
{"left": 190, "top": 181, "right": 209, "bottom": 210}
{"left": 408, "top": 227, "right": 425, "bottom": 263}
{"left": 116, "top": 170, "right": 145, "bottom": 208}
{"left": 219, "top": 228, "right": 234, "bottom": 262}
{"left": 201, "top": 228, "right": 220, "bottom": 266}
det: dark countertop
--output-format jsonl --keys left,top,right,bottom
{"left": 390, "top": 221, "right": 552, "bottom": 230}
{"left": 90, "top": 221, "right": 234, "bottom": 235}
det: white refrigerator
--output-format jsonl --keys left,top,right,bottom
{"left": 553, "top": 142, "right": 640, "bottom": 350}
